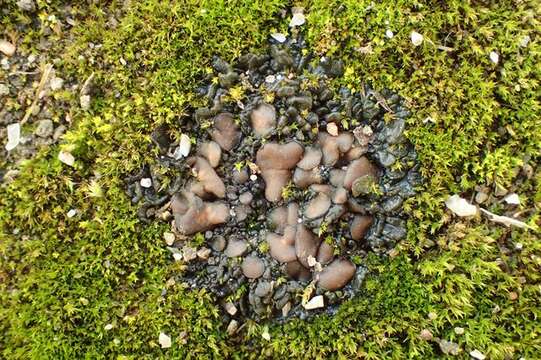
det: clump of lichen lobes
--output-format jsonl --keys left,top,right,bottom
{"left": 130, "top": 32, "right": 419, "bottom": 320}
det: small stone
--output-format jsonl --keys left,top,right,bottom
{"left": 385, "top": 29, "right": 394, "bottom": 38}
{"left": 445, "top": 195, "right": 478, "bottom": 217}
{"left": 504, "top": 193, "right": 520, "bottom": 205}
{"left": 303, "top": 295, "right": 324, "bottom": 310}
{"left": 177, "top": 134, "right": 192, "bottom": 158}
{"left": 265, "top": 75, "right": 276, "bottom": 83}
{"left": 508, "top": 291, "right": 518, "bottom": 300}
{"left": 80, "top": 94, "right": 91, "bottom": 110}
{"left": 419, "top": 329, "right": 433, "bottom": 341}
{"left": 172, "top": 253, "right": 183, "bottom": 261}
{"left": 282, "top": 302, "right": 291, "bottom": 317}
{"left": 454, "top": 327, "right": 464, "bottom": 335}
{"left": 254, "top": 281, "right": 272, "bottom": 297}
{"left": 489, "top": 51, "right": 499, "bottom": 64}
{"left": 470, "top": 350, "right": 486, "bottom": 360}
{"left": 224, "top": 302, "right": 237, "bottom": 315}
{"left": 67, "top": 209, "right": 77, "bottom": 218}
{"left": 438, "top": 339, "right": 460, "bottom": 356}
{"left": 289, "top": 13, "right": 306, "bottom": 27}
{"left": 210, "top": 236, "right": 226, "bottom": 252}
{"left": 271, "top": 33, "right": 286, "bottom": 43}
{"left": 183, "top": 246, "right": 197, "bottom": 262}
{"left": 475, "top": 191, "right": 489, "bottom": 204}
{"left": 17, "top": 0, "right": 36, "bottom": 11}
{"left": 0, "top": 40, "right": 16, "bottom": 57}
{"left": 58, "top": 151, "right": 75, "bottom": 166}
{"left": 241, "top": 256, "right": 265, "bottom": 279}
{"left": 5, "top": 123, "right": 20, "bottom": 151}
{"left": 224, "top": 239, "right": 247, "bottom": 257}
{"left": 163, "top": 232, "right": 175, "bottom": 246}
{"left": 0, "top": 83, "right": 9, "bottom": 96}
{"left": 250, "top": 174, "right": 258, "bottom": 181}
{"left": 50, "top": 77, "right": 64, "bottom": 91}
{"left": 428, "top": 312, "right": 437, "bottom": 320}
{"left": 326, "top": 122, "right": 338, "bottom": 136}
{"left": 411, "top": 31, "right": 423, "bottom": 46}
{"left": 140, "top": 178, "right": 152, "bottom": 188}
{"left": 239, "top": 192, "right": 253, "bottom": 205}
{"left": 227, "top": 320, "right": 239, "bottom": 335}
{"left": 197, "top": 247, "right": 211, "bottom": 260}
{"left": 159, "top": 332, "right": 172, "bottom": 348}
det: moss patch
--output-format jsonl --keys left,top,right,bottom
{"left": 1, "top": 0, "right": 539, "bottom": 359}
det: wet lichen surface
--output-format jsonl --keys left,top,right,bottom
{"left": 128, "top": 34, "right": 421, "bottom": 321}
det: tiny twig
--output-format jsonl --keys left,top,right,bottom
{"left": 20, "top": 63, "right": 53, "bottom": 125}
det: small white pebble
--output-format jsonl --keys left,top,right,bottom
{"left": 270, "top": 33, "right": 286, "bottom": 43}
{"left": 303, "top": 295, "right": 324, "bottom": 310}
{"left": 163, "top": 232, "right": 175, "bottom": 246}
{"left": 80, "top": 94, "right": 91, "bottom": 110}
{"left": 5, "top": 123, "right": 21, "bottom": 151}
{"left": 58, "top": 151, "right": 75, "bottom": 167}
{"left": 470, "top": 349, "right": 486, "bottom": 360}
{"left": 172, "top": 253, "right": 183, "bottom": 262}
{"left": 50, "top": 77, "right": 64, "bottom": 91}
{"left": 178, "top": 134, "right": 191, "bottom": 157}
{"left": 158, "top": 332, "right": 171, "bottom": 348}
{"left": 265, "top": 75, "right": 276, "bottom": 83}
{"left": 224, "top": 302, "right": 237, "bottom": 315}
{"left": 104, "top": 324, "right": 113, "bottom": 331}
{"left": 250, "top": 174, "right": 257, "bottom": 181}
{"left": 67, "top": 209, "right": 77, "bottom": 218}
{"left": 411, "top": 31, "right": 423, "bottom": 46}
{"left": 140, "top": 178, "right": 152, "bottom": 188}
{"left": 515, "top": 243, "right": 523, "bottom": 250}
{"left": 454, "top": 327, "right": 464, "bottom": 335}
{"left": 504, "top": 193, "right": 520, "bottom": 205}
{"left": 289, "top": 13, "right": 306, "bottom": 27}
{"left": 0, "top": 39, "right": 16, "bottom": 57}
{"left": 489, "top": 51, "right": 499, "bottom": 64}
{"left": 385, "top": 29, "right": 394, "bottom": 39}
{"left": 119, "top": 57, "right": 127, "bottom": 66}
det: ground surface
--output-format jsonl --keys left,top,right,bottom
{"left": 1, "top": 1, "right": 540, "bottom": 359}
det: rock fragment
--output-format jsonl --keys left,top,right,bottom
{"left": 303, "top": 295, "right": 324, "bottom": 310}
{"left": 0, "top": 40, "right": 15, "bottom": 57}
{"left": 242, "top": 256, "right": 265, "bottom": 279}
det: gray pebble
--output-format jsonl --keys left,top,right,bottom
{"left": 35, "top": 119, "right": 54, "bottom": 138}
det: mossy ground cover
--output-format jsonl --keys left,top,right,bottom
{"left": 1, "top": 0, "right": 539, "bottom": 359}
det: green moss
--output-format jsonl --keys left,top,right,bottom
{"left": 1, "top": 0, "right": 540, "bottom": 359}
